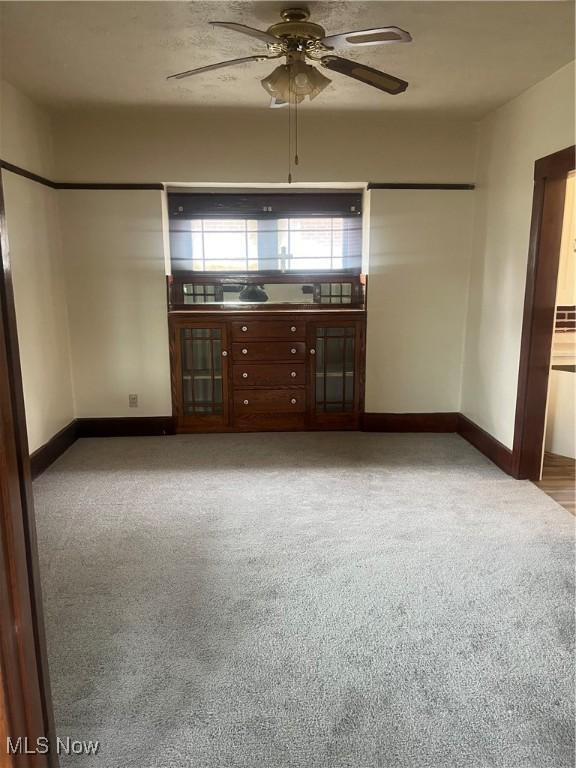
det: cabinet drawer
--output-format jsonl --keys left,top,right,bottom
{"left": 234, "top": 389, "right": 306, "bottom": 413}
{"left": 232, "top": 341, "right": 306, "bottom": 362}
{"left": 233, "top": 363, "right": 305, "bottom": 387}
{"left": 231, "top": 319, "right": 305, "bottom": 340}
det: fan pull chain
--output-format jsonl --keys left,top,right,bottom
{"left": 287, "top": 68, "right": 293, "bottom": 184}
{"left": 294, "top": 94, "right": 299, "bottom": 168}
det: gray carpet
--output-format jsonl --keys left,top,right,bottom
{"left": 33, "top": 433, "right": 575, "bottom": 768}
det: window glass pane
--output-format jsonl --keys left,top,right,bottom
{"left": 191, "top": 232, "right": 203, "bottom": 259}
{"left": 203, "top": 219, "right": 246, "bottom": 232}
{"left": 174, "top": 216, "right": 361, "bottom": 272}
{"left": 290, "top": 228, "right": 331, "bottom": 261}
{"left": 203, "top": 233, "right": 245, "bottom": 269}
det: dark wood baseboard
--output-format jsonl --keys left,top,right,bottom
{"left": 29, "top": 413, "right": 515, "bottom": 478}
{"left": 76, "top": 416, "right": 175, "bottom": 438}
{"left": 457, "top": 414, "right": 514, "bottom": 475}
{"left": 30, "top": 420, "right": 78, "bottom": 480}
{"left": 29, "top": 417, "right": 175, "bottom": 477}
{"left": 362, "top": 412, "right": 459, "bottom": 432}
{"left": 363, "top": 412, "right": 515, "bottom": 476}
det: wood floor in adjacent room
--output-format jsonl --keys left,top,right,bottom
{"left": 535, "top": 452, "right": 576, "bottom": 516}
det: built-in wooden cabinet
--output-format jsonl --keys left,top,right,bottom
{"left": 171, "top": 321, "right": 230, "bottom": 431}
{"left": 308, "top": 320, "right": 363, "bottom": 430}
{"left": 168, "top": 271, "right": 366, "bottom": 433}
{"left": 169, "top": 312, "right": 365, "bottom": 432}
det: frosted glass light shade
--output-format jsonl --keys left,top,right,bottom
{"left": 261, "top": 62, "right": 331, "bottom": 105}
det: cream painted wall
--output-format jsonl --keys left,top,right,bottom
{"left": 461, "top": 63, "right": 575, "bottom": 448}
{"left": 3, "top": 175, "right": 76, "bottom": 451}
{"left": 51, "top": 109, "right": 476, "bottom": 184}
{"left": 50, "top": 108, "right": 479, "bottom": 418}
{"left": 1, "top": 79, "right": 75, "bottom": 452}
{"left": 58, "top": 190, "right": 172, "bottom": 418}
{"left": 0, "top": 79, "right": 55, "bottom": 177}
{"left": 366, "top": 190, "right": 474, "bottom": 412}
{"left": 59, "top": 186, "right": 475, "bottom": 419}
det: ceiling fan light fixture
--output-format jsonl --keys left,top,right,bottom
{"left": 302, "top": 66, "right": 332, "bottom": 100}
{"left": 261, "top": 61, "right": 331, "bottom": 104}
{"left": 261, "top": 63, "right": 290, "bottom": 101}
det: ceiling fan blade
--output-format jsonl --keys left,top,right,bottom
{"left": 320, "top": 56, "right": 408, "bottom": 94}
{"left": 321, "top": 26, "right": 412, "bottom": 49}
{"left": 210, "top": 21, "right": 280, "bottom": 46}
{"left": 167, "top": 55, "right": 272, "bottom": 80}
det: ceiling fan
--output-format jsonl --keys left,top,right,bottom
{"left": 167, "top": 7, "right": 412, "bottom": 107}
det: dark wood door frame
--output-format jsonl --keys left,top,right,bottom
{"left": 512, "top": 145, "right": 575, "bottom": 480}
{"left": 0, "top": 169, "right": 58, "bottom": 765}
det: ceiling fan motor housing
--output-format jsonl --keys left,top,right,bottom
{"left": 267, "top": 7, "right": 326, "bottom": 44}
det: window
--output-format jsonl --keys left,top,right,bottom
{"left": 169, "top": 192, "right": 362, "bottom": 273}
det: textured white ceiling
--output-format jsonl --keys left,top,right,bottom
{"left": 0, "top": 1, "right": 574, "bottom": 117}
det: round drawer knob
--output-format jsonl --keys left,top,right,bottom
{"left": 310, "top": 349, "right": 316, "bottom": 355}
{"left": 290, "top": 371, "right": 297, "bottom": 378}
{"left": 290, "top": 348, "right": 297, "bottom": 354}
{"left": 242, "top": 372, "right": 248, "bottom": 378}
{"left": 222, "top": 350, "right": 228, "bottom": 357}
{"left": 243, "top": 399, "right": 249, "bottom": 405}
{"left": 241, "top": 326, "right": 248, "bottom": 332}
{"left": 242, "top": 348, "right": 248, "bottom": 355}
{"left": 290, "top": 326, "right": 297, "bottom": 332}
{"left": 290, "top": 398, "right": 297, "bottom": 405}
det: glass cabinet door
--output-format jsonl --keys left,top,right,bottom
{"left": 309, "top": 321, "right": 362, "bottom": 427}
{"left": 177, "top": 323, "right": 229, "bottom": 428}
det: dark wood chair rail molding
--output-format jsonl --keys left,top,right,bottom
{"left": 0, "top": 160, "right": 163, "bottom": 191}
{"left": 1, "top": 160, "right": 476, "bottom": 193}
{"left": 367, "top": 183, "right": 475, "bottom": 190}
{"left": 0, "top": 159, "right": 58, "bottom": 189}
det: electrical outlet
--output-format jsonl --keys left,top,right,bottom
{"left": 128, "top": 394, "right": 138, "bottom": 408}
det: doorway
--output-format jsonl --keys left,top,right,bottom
{"left": 512, "top": 145, "right": 576, "bottom": 481}
{"left": 536, "top": 170, "right": 575, "bottom": 513}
